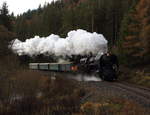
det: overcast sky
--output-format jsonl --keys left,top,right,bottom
{"left": 0, "top": 0, "right": 56, "bottom": 15}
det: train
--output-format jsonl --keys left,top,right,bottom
{"left": 29, "top": 52, "right": 119, "bottom": 81}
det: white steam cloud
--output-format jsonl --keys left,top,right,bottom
{"left": 66, "top": 74, "right": 102, "bottom": 82}
{"left": 11, "top": 29, "right": 108, "bottom": 56}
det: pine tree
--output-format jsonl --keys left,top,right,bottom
{"left": 0, "top": 2, "right": 12, "bottom": 31}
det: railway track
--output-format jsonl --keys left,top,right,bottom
{"left": 112, "top": 82, "right": 150, "bottom": 100}
{"left": 122, "top": 82, "right": 150, "bottom": 92}
{"left": 110, "top": 82, "right": 150, "bottom": 107}
{"left": 81, "top": 81, "right": 150, "bottom": 108}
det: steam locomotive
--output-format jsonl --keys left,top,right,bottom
{"left": 29, "top": 52, "right": 119, "bottom": 81}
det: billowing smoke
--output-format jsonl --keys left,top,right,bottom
{"left": 11, "top": 29, "right": 108, "bottom": 57}
{"left": 73, "top": 74, "right": 102, "bottom": 82}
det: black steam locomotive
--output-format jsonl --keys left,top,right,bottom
{"left": 72, "top": 52, "right": 119, "bottom": 81}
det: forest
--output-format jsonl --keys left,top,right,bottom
{"left": 1, "top": 0, "right": 150, "bottom": 65}
{"left": 0, "top": 0, "right": 150, "bottom": 114}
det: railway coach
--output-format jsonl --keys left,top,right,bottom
{"left": 29, "top": 62, "right": 78, "bottom": 72}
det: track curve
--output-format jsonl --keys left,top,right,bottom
{"left": 81, "top": 81, "right": 150, "bottom": 108}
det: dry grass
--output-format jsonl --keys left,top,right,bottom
{"left": 79, "top": 98, "right": 148, "bottom": 115}
{"left": 119, "top": 65, "right": 150, "bottom": 88}
{"left": 131, "top": 70, "right": 150, "bottom": 88}
{"left": 0, "top": 70, "right": 86, "bottom": 115}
